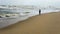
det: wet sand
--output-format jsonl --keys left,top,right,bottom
{"left": 0, "top": 12, "right": 60, "bottom": 34}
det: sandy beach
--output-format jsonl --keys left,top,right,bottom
{"left": 0, "top": 12, "right": 60, "bottom": 34}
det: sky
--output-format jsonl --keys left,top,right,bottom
{"left": 0, "top": 0, "right": 60, "bottom": 7}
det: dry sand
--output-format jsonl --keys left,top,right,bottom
{"left": 0, "top": 12, "right": 60, "bottom": 34}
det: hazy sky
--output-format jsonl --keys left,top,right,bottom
{"left": 0, "top": 0, "right": 60, "bottom": 7}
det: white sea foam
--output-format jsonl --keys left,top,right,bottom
{"left": 0, "top": 8, "right": 60, "bottom": 28}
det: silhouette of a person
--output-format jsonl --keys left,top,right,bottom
{"left": 39, "top": 9, "right": 41, "bottom": 15}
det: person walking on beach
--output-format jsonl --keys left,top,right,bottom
{"left": 39, "top": 9, "right": 41, "bottom": 15}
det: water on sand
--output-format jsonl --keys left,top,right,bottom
{"left": 0, "top": 12, "right": 60, "bottom": 34}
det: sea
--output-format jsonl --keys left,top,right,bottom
{"left": 0, "top": 9, "right": 60, "bottom": 28}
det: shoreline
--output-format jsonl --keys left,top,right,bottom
{"left": 1, "top": 12, "right": 60, "bottom": 34}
